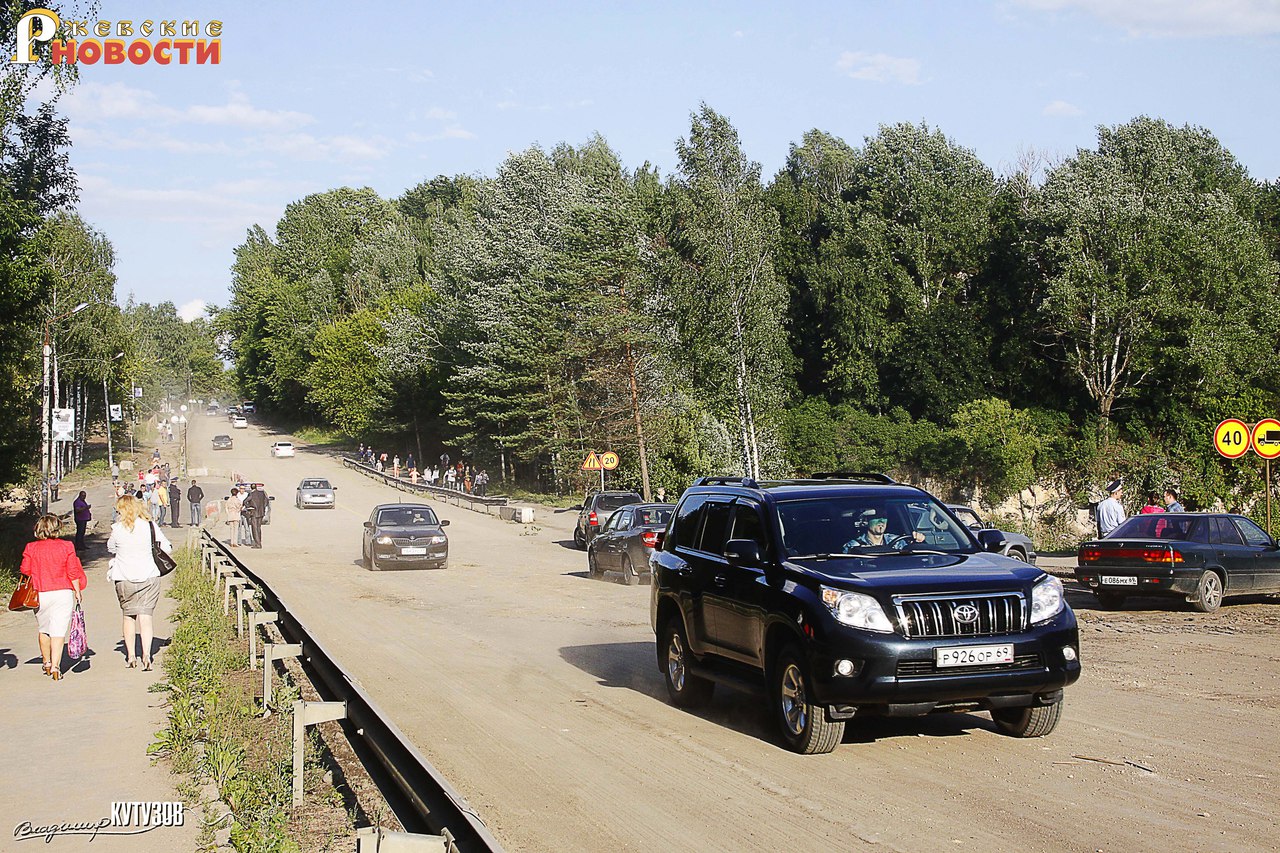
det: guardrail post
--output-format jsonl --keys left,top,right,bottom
{"left": 293, "top": 700, "right": 346, "bottom": 805}
{"left": 217, "top": 564, "right": 238, "bottom": 590}
{"left": 261, "top": 642, "right": 303, "bottom": 714}
{"left": 224, "top": 577, "right": 249, "bottom": 615}
{"left": 236, "top": 585, "right": 258, "bottom": 636}
{"left": 355, "top": 826, "right": 453, "bottom": 851}
{"left": 247, "top": 611, "right": 278, "bottom": 669}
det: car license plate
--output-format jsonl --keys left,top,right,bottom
{"left": 1101, "top": 575, "right": 1137, "bottom": 586}
{"left": 401, "top": 547, "right": 427, "bottom": 556}
{"left": 935, "top": 644, "right": 1014, "bottom": 668}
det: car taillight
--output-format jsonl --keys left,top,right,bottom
{"left": 642, "top": 531, "right": 657, "bottom": 548}
{"left": 588, "top": 511, "right": 598, "bottom": 526}
{"left": 1080, "top": 546, "right": 1183, "bottom": 564}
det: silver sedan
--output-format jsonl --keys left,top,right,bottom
{"left": 295, "top": 477, "right": 336, "bottom": 509}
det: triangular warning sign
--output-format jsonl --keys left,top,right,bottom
{"left": 581, "top": 452, "right": 603, "bottom": 471}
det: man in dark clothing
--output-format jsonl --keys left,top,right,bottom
{"left": 187, "top": 480, "right": 205, "bottom": 525}
{"left": 169, "top": 480, "right": 183, "bottom": 527}
{"left": 72, "top": 491, "right": 91, "bottom": 550}
{"left": 241, "top": 483, "right": 268, "bottom": 548}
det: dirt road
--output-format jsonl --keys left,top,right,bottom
{"left": 188, "top": 417, "right": 1280, "bottom": 852}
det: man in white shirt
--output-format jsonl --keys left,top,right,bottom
{"left": 1097, "top": 479, "right": 1126, "bottom": 536}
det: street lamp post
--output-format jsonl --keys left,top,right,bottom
{"left": 41, "top": 302, "right": 89, "bottom": 513}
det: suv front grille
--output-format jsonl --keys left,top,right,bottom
{"left": 895, "top": 593, "right": 1026, "bottom": 639}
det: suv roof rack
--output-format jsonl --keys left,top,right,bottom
{"left": 692, "top": 476, "right": 760, "bottom": 489}
{"left": 808, "top": 471, "right": 897, "bottom": 484}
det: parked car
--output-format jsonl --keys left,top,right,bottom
{"left": 651, "top": 474, "right": 1079, "bottom": 753}
{"left": 211, "top": 434, "right": 233, "bottom": 451}
{"left": 1076, "top": 512, "right": 1280, "bottom": 612}
{"left": 947, "top": 505, "right": 1037, "bottom": 563}
{"left": 231, "top": 416, "right": 248, "bottom": 429}
{"left": 226, "top": 405, "right": 241, "bottom": 418}
{"left": 362, "top": 503, "right": 449, "bottom": 570}
{"left": 270, "top": 441, "right": 295, "bottom": 458}
{"left": 241, "top": 401, "right": 256, "bottom": 413}
{"left": 587, "top": 503, "right": 675, "bottom": 584}
{"left": 295, "top": 478, "right": 336, "bottom": 509}
{"left": 574, "top": 490, "right": 643, "bottom": 549}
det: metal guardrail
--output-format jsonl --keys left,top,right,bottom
{"left": 341, "top": 458, "right": 510, "bottom": 514}
{"left": 200, "top": 529, "right": 505, "bottom": 852}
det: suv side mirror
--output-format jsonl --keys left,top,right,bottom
{"left": 724, "top": 538, "right": 763, "bottom": 567}
{"left": 976, "top": 529, "right": 1007, "bottom": 552}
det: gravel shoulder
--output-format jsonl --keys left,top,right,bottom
{"left": 189, "top": 416, "right": 1280, "bottom": 852}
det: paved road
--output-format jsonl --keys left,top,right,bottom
{"left": 190, "top": 415, "right": 1280, "bottom": 853}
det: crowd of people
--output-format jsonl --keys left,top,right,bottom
{"left": 355, "top": 444, "right": 491, "bottom": 496}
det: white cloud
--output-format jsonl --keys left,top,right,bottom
{"left": 255, "top": 132, "right": 392, "bottom": 161}
{"left": 184, "top": 93, "right": 314, "bottom": 129}
{"left": 423, "top": 107, "right": 457, "bottom": 120}
{"left": 1015, "top": 0, "right": 1280, "bottom": 36}
{"left": 1042, "top": 99, "right": 1085, "bottom": 116}
{"left": 178, "top": 300, "right": 207, "bottom": 322}
{"left": 835, "top": 51, "right": 923, "bottom": 85}
{"left": 62, "top": 81, "right": 174, "bottom": 122}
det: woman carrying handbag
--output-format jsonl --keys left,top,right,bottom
{"left": 106, "top": 495, "right": 172, "bottom": 670}
{"left": 18, "top": 514, "right": 87, "bottom": 680}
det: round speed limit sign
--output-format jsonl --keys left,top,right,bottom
{"left": 1214, "top": 418, "right": 1251, "bottom": 459}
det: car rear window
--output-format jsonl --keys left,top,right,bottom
{"left": 597, "top": 494, "right": 641, "bottom": 512}
{"left": 636, "top": 507, "right": 673, "bottom": 526}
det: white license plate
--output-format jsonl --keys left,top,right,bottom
{"left": 1101, "top": 575, "right": 1138, "bottom": 586}
{"left": 401, "top": 547, "right": 427, "bottom": 556}
{"left": 935, "top": 644, "right": 1014, "bottom": 668}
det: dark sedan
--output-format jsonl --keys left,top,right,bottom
{"left": 362, "top": 503, "right": 449, "bottom": 571}
{"left": 947, "top": 504, "right": 1037, "bottom": 563}
{"left": 211, "top": 434, "right": 233, "bottom": 451}
{"left": 587, "top": 503, "right": 674, "bottom": 585}
{"left": 1076, "top": 513, "right": 1280, "bottom": 612}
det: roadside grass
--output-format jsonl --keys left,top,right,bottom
{"left": 150, "top": 548, "right": 354, "bottom": 852}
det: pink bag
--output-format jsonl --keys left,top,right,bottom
{"left": 67, "top": 603, "right": 87, "bottom": 660}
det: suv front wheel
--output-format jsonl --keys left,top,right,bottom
{"left": 773, "top": 645, "right": 844, "bottom": 754}
{"left": 991, "top": 701, "right": 1062, "bottom": 737}
{"left": 660, "top": 618, "right": 714, "bottom": 709}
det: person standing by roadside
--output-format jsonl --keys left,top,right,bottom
{"left": 406, "top": 453, "right": 415, "bottom": 474}
{"left": 655, "top": 487, "right": 666, "bottom": 502}
{"left": 72, "top": 490, "right": 92, "bottom": 551}
{"left": 187, "top": 480, "right": 205, "bottom": 526}
{"left": 474, "top": 469, "right": 488, "bottom": 496}
{"left": 106, "top": 495, "right": 169, "bottom": 670}
{"left": 242, "top": 483, "right": 268, "bottom": 549}
{"left": 168, "top": 479, "right": 182, "bottom": 528}
{"left": 1164, "top": 488, "right": 1185, "bottom": 512}
{"left": 1140, "top": 493, "right": 1165, "bottom": 514}
{"left": 20, "top": 514, "right": 86, "bottom": 680}
{"left": 1097, "top": 479, "right": 1126, "bottom": 537}
{"left": 48, "top": 473, "right": 60, "bottom": 502}
{"left": 224, "top": 488, "right": 242, "bottom": 548}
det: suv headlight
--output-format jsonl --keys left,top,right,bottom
{"left": 1030, "top": 576, "right": 1065, "bottom": 624}
{"left": 822, "top": 586, "right": 894, "bottom": 633}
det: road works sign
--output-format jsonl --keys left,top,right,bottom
{"left": 581, "top": 452, "right": 603, "bottom": 471}
{"left": 1213, "top": 419, "right": 1251, "bottom": 459}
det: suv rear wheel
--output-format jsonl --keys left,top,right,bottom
{"left": 660, "top": 618, "right": 713, "bottom": 709}
{"left": 773, "top": 645, "right": 844, "bottom": 754}
{"left": 991, "top": 701, "right": 1062, "bottom": 737}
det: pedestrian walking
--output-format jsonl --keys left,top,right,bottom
{"left": 19, "top": 513, "right": 87, "bottom": 681}
{"left": 72, "top": 490, "right": 92, "bottom": 551}
{"left": 48, "top": 473, "right": 60, "bottom": 502}
{"left": 187, "top": 480, "right": 205, "bottom": 525}
{"left": 224, "top": 488, "right": 243, "bottom": 548}
{"left": 169, "top": 479, "right": 182, "bottom": 528}
{"left": 242, "top": 483, "right": 268, "bottom": 549}
{"left": 106, "top": 495, "right": 170, "bottom": 670}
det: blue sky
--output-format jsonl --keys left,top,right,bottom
{"left": 36, "top": 0, "right": 1280, "bottom": 319}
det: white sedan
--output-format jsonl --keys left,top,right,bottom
{"left": 231, "top": 416, "right": 248, "bottom": 429}
{"left": 270, "top": 441, "right": 295, "bottom": 457}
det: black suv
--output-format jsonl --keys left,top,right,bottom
{"left": 650, "top": 475, "right": 1080, "bottom": 754}
{"left": 574, "top": 490, "right": 643, "bottom": 549}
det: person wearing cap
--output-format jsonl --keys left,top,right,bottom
{"left": 843, "top": 510, "right": 926, "bottom": 552}
{"left": 1097, "top": 479, "right": 1126, "bottom": 536}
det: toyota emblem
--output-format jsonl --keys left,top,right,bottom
{"left": 953, "top": 604, "right": 980, "bottom": 624}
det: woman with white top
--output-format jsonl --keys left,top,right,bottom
{"left": 106, "top": 495, "right": 172, "bottom": 670}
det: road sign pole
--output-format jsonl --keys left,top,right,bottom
{"left": 1268, "top": 457, "right": 1272, "bottom": 533}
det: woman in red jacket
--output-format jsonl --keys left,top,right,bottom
{"left": 19, "top": 514, "right": 87, "bottom": 680}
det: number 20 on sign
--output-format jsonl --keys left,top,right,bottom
{"left": 1214, "top": 419, "right": 1251, "bottom": 459}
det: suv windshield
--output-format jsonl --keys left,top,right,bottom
{"left": 777, "top": 496, "right": 973, "bottom": 557}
